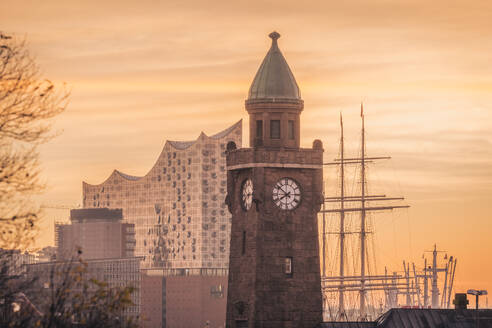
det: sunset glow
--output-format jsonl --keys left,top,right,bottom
{"left": 2, "top": 0, "right": 491, "bottom": 307}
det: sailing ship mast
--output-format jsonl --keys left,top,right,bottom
{"left": 339, "top": 113, "right": 346, "bottom": 317}
{"left": 321, "top": 105, "right": 459, "bottom": 318}
{"left": 322, "top": 103, "right": 410, "bottom": 320}
{"left": 360, "top": 103, "right": 367, "bottom": 317}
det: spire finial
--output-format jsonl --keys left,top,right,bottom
{"left": 268, "top": 31, "right": 280, "bottom": 48}
{"left": 269, "top": 31, "right": 280, "bottom": 40}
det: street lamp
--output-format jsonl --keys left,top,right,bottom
{"left": 467, "top": 289, "right": 488, "bottom": 310}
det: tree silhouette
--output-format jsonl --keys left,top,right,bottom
{"left": 0, "top": 32, "right": 68, "bottom": 249}
{"left": 0, "top": 33, "right": 138, "bottom": 327}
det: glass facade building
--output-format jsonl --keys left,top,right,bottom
{"left": 82, "top": 121, "right": 242, "bottom": 269}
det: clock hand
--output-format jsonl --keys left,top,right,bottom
{"left": 280, "top": 192, "right": 291, "bottom": 200}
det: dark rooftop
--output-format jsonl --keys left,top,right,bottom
{"left": 70, "top": 208, "right": 123, "bottom": 222}
{"left": 247, "top": 31, "right": 301, "bottom": 103}
{"left": 318, "top": 322, "right": 376, "bottom": 328}
{"left": 318, "top": 309, "right": 492, "bottom": 328}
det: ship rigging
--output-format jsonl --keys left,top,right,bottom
{"left": 320, "top": 104, "right": 456, "bottom": 321}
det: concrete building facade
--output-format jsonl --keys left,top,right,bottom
{"left": 0, "top": 249, "right": 37, "bottom": 275}
{"left": 140, "top": 268, "right": 228, "bottom": 328}
{"left": 55, "top": 208, "right": 135, "bottom": 260}
{"left": 27, "top": 256, "right": 143, "bottom": 320}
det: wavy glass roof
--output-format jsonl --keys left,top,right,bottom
{"left": 84, "top": 120, "right": 242, "bottom": 185}
{"left": 82, "top": 120, "right": 242, "bottom": 269}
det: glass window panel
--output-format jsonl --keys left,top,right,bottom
{"left": 288, "top": 120, "right": 294, "bottom": 140}
{"left": 270, "top": 120, "right": 280, "bottom": 139}
{"left": 256, "top": 120, "right": 263, "bottom": 138}
{"left": 285, "top": 257, "right": 293, "bottom": 275}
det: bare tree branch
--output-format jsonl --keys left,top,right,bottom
{"left": 0, "top": 32, "right": 69, "bottom": 250}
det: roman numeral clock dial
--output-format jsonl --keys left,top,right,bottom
{"left": 272, "top": 178, "right": 301, "bottom": 210}
{"left": 241, "top": 178, "right": 253, "bottom": 211}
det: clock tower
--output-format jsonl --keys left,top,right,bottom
{"left": 225, "top": 32, "right": 324, "bottom": 328}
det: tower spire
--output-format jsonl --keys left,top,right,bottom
{"left": 247, "top": 31, "right": 301, "bottom": 101}
{"left": 245, "top": 32, "right": 304, "bottom": 149}
{"left": 269, "top": 31, "right": 280, "bottom": 49}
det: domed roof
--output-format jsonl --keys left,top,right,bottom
{"left": 248, "top": 32, "right": 301, "bottom": 102}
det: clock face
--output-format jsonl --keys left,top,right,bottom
{"left": 272, "top": 178, "right": 301, "bottom": 210}
{"left": 241, "top": 178, "right": 253, "bottom": 211}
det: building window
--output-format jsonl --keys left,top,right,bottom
{"left": 242, "top": 231, "right": 246, "bottom": 255}
{"left": 236, "top": 320, "right": 248, "bottom": 328}
{"left": 285, "top": 257, "right": 293, "bottom": 275}
{"left": 210, "top": 285, "right": 224, "bottom": 298}
{"left": 256, "top": 120, "right": 263, "bottom": 138}
{"left": 270, "top": 120, "right": 280, "bottom": 139}
{"left": 288, "top": 120, "right": 295, "bottom": 140}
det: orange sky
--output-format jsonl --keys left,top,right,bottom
{"left": 2, "top": 0, "right": 491, "bottom": 307}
